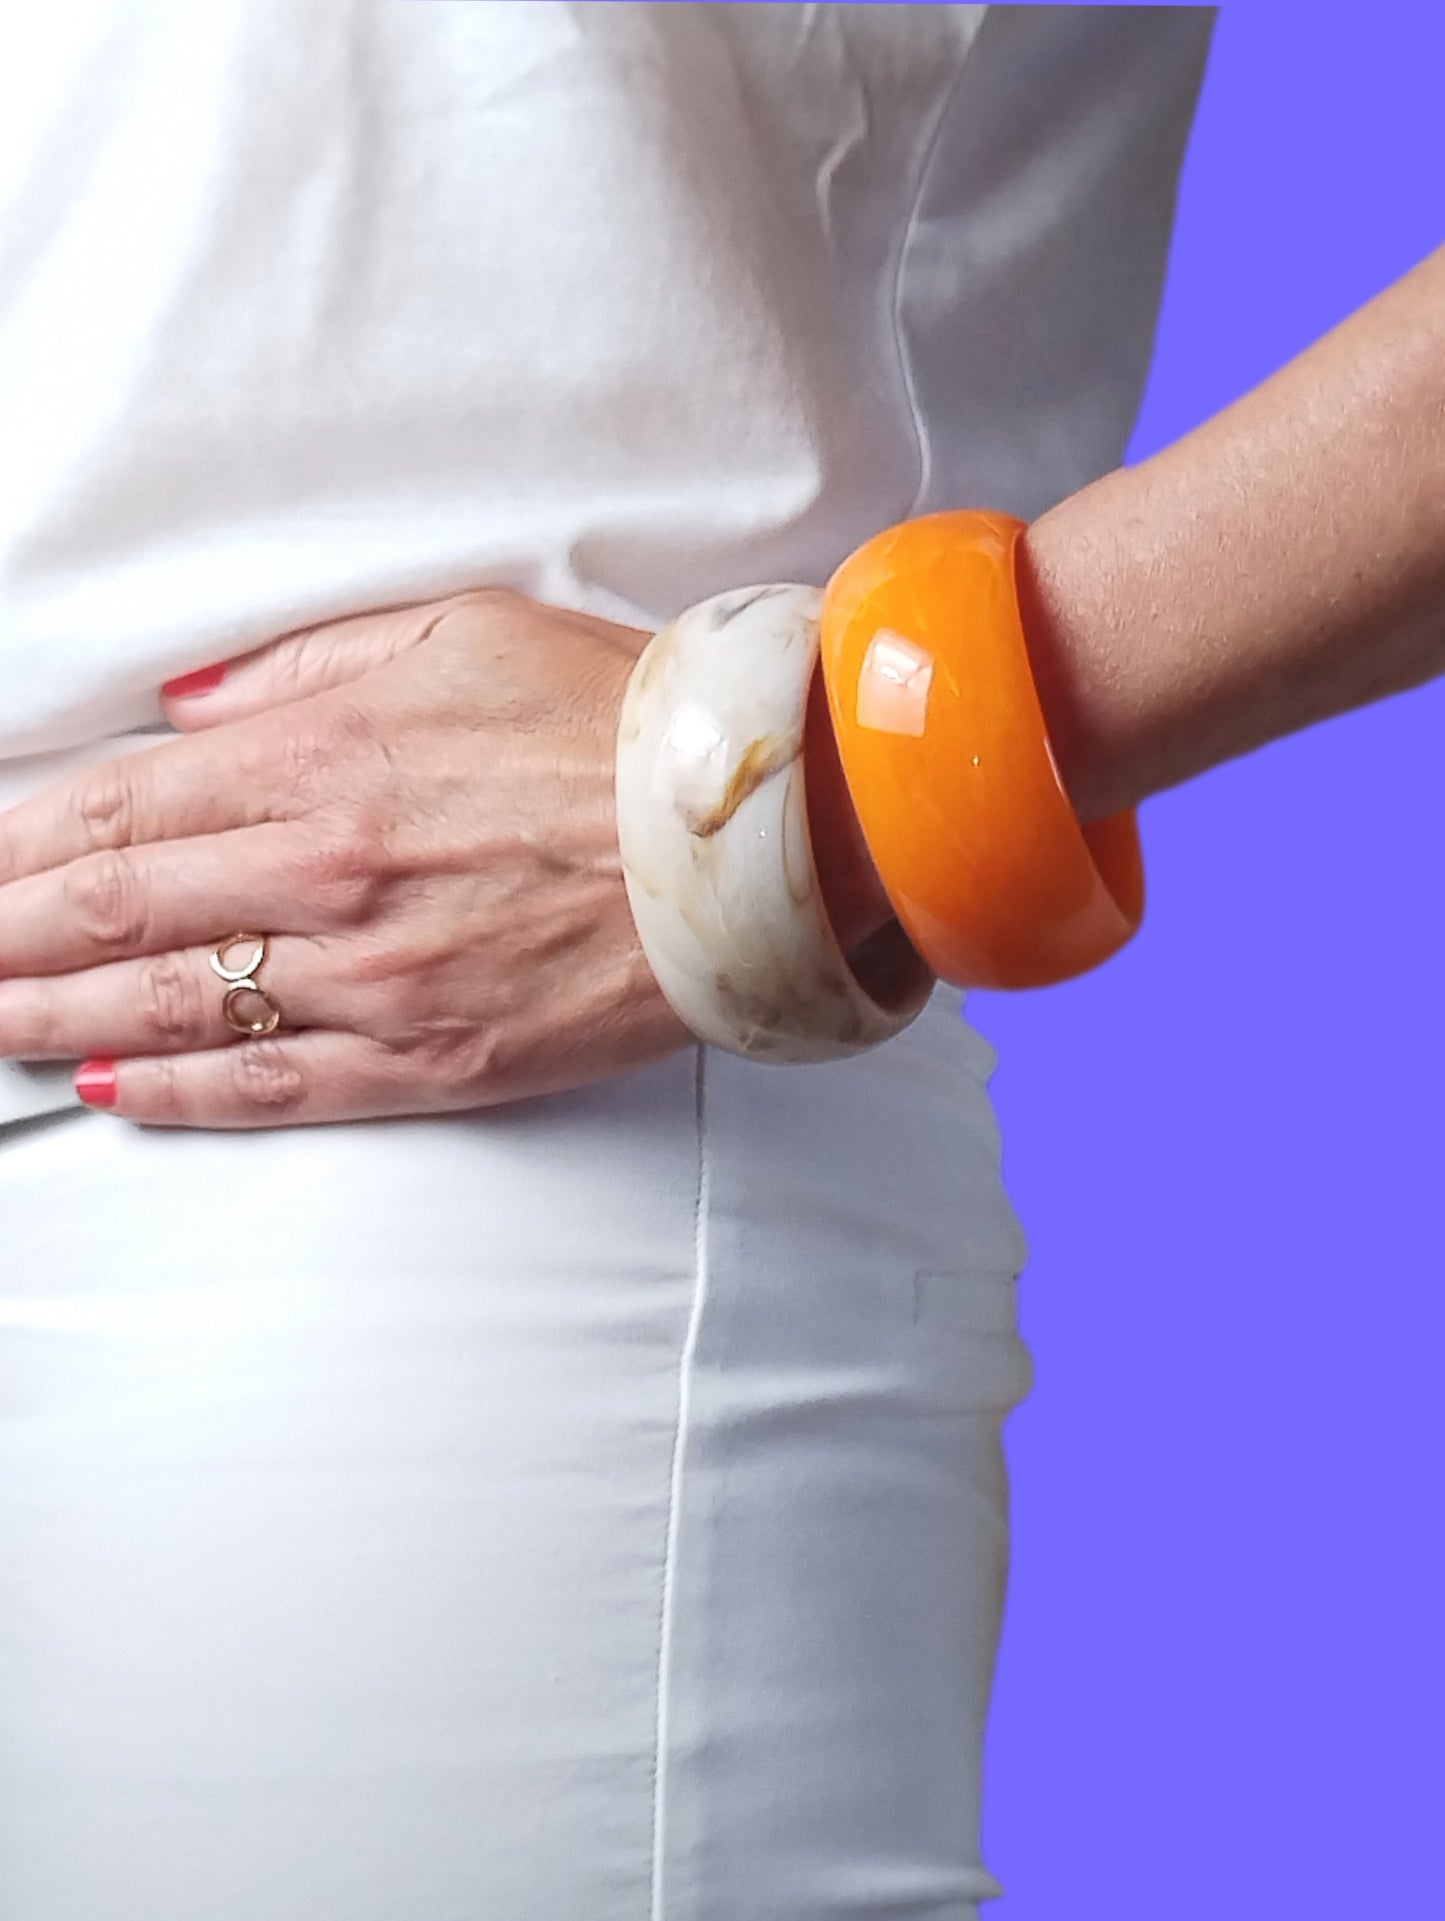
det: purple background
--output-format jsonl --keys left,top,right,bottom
{"left": 968, "top": 5, "right": 1445, "bottom": 1914}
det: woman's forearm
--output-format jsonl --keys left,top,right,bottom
{"left": 1019, "top": 241, "right": 1445, "bottom": 827}
{"left": 809, "top": 241, "right": 1445, "bottom": 956}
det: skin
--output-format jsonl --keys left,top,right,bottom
{"left": 1022, "top": 241, "right": 1445, "bottom": 829}
{"left": 824, "top": 240, "right": 1445, "bottom": 938}
{"left": 0, "top": 592, "right": 693, "bottom": 1126}
{"left": 2, "top": 241, "right": 1443, "bottom": 1126}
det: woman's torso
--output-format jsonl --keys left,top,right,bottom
{"left": 0, "top": 0, "right": 1214, "bottom": 757}
{"left": 1, "top": 9, "right": 1212, "bottom": 1914}
{"left": 0, "top": 0, "right": 1214, "bottom": 1123}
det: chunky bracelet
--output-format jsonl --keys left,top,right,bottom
{"left": 615, "top": 584, "right": 934, "bottom": 1063}
{"left": 819, "top": 509, "right": 1144, "bottom": 989}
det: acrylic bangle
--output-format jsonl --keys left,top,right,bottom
{"left": 615, "top": 584, "right": 934, "bottom": 1062}
{"left": 818, "top": 509, "right": 1144, "bottom": 989}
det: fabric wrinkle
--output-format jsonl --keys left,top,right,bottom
{"left": 884, "top": 32, "right": 982, "bottom": 522}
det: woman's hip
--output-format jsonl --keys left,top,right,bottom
{"left": 0, "top": 1000, "right": 1030, "bottom": 1918}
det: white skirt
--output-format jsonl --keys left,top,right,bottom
{"left": 0, "top": 806, "right": 1030, "bottom": 1920}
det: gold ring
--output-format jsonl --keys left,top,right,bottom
{"left": 210, "top": 934, "right": 267, "bottom": 983}
{"left": 222, "top": 982, "right": 283, "bottom": 1036}
{"left": 211, "top": 934, "right": 284, "bottom": 1036}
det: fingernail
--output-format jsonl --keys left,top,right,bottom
{"left": 161, "top": 661, "right": 227, "bottom": 699}
{"left": 75, "top": 1058, "right": 118, "bottom": 1108}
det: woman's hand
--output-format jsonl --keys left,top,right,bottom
{"left": 0, "top": 589, "right": 695, "bottom": 1127}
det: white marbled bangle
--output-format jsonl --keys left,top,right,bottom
{"left": 615, "top": 583, "right": 934, "bottom": 1063}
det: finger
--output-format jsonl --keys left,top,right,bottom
{"left": 161, "top": 596, "right": 471, "bottom": 732}
{"left": 73, "top": 1031, "right": 414, "bottom": 1129}
{"left": 0, "top": 935, "right": 339, "bottom": 1060}
{"left": 0, "top": 698, "right": 360, "bottom": 887}
{"left": 0, "top": 822, "right": 363, "bottom": 976}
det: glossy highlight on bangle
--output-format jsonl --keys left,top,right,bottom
{"left": 818, "top": 509, "right": 1144, "bottom": 990}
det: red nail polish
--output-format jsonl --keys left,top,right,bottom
{"left": 75, "top": 1059, "right": 118, "bottom": 1108}
{"left": 161, "top": 661, "right": 227, "bottom": 699}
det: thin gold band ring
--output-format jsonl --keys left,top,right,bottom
{"left": 210, "top": 934, "right": 283, "bottom": 1037}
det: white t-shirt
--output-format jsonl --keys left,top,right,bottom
{"left": 0, "top": 1, "right": 1214, "bottom": 1125}
{"left": 0, "top": 1, "right": 1215, "bottom": 762}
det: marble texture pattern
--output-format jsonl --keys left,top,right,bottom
{"left": 616, "top": 584, "right": 933, "bottom": 1063}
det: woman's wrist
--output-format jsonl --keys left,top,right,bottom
{"left": 1012, "top": 476, "right": 1142, "bottom": 830}
{"left": 803, "top": 488, "right": 1133, "bottom": 949}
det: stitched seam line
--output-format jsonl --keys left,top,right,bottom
{"left": 888, "top": 25, "right": 981, "bottom": 520}
{"left": 649, "top": 1042, "right": 711, "bottom": 1921}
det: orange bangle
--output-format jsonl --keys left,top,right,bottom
{"left": 817, "top": 509, "right": 1144, "bottom": 990}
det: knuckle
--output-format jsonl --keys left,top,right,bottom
{"left": 471, "top": 1021, "right": 521, "bottom": 1088}
{"left": 72, "top": 764, "right": 138, "bottom": 852}
{"left": 63, "top": 850, "right": 148, "bottom": 950}
{"left": 298, "top": 811, "right": 388, "bottom": 925}
{"left": 232, "top": 1039, "right": 308, "bottom": 1114}
{"left": 276, "top": 717, "right": 345, "bottom": 796}
{"left": 391, "top": 1012, "right": 514, "bottom": 1105}
{"left": 308, "top": 862, "right": 377, "bottom": 928}
{"left": 136, "top": 953, "right": 206, "bottom": 1047}
{"left": 403, "top": 1011, "right": 476, "bottom": 1072}
{"left": 328, "top": 692, "right": 381, "bottom": 749}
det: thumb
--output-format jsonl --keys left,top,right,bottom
{"left": 160, "top": 598, "right": 461, "bottom": 731}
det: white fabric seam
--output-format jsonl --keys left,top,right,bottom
{"left": 649, "top": 1040, "right": 710, "bottom": 1921}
